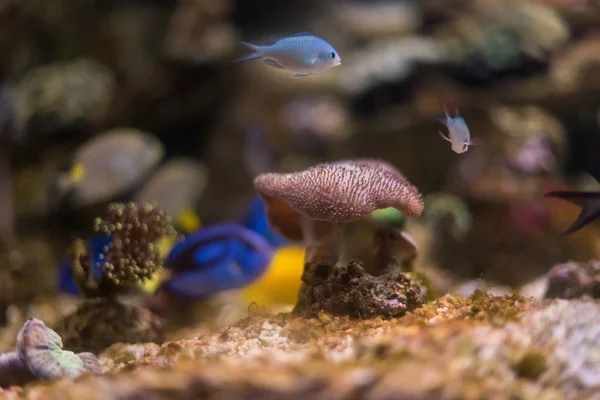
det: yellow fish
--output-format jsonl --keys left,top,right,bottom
{"left": 242, "top": 245, "right": 305, "bottom": 306}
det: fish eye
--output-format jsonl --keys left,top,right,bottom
{"left": 329, "top": 51, "right": 336, "bottom": 60}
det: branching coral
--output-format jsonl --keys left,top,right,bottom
{"left": 62, "top": 202, "right": 177, "bottom": 297}
{"left": 93, "top": 202, "right": 175, "bottom": 287}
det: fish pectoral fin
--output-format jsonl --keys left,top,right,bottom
{"left": 438, "top": 131, "right": 451, "bottom": 142}
{"left": 292, "top": 73, "right": 311, "bottom": 79}
{"left": 264, "top": 59, "right": 285, "bottom": 69}
{"left": 443, "top": 104, "right": 450, "bottom": 118}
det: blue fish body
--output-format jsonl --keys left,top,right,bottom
{"left": 57, "top": 235, "right": 112, "bottom": 296}
{"left": 58, "top": 259, "right": 80, "bottom": 296}
{"left": 241, "top": 196, "right": 288, "bottom": 248}
{"left": 162, "top": 223, "right": 274, "bottom": 299}
{"left": 235, "top": 33, "right": 341, "bottom": 78}
{"left": 437, "top": 106, "right": 472, "bottom": 154}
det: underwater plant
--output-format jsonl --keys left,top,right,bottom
{"left": 0, "top": 318, "right": 100, "bottom": 387}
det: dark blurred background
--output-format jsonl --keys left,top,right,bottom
{"left": 1, "top": 0, "right": 600, "bottom": 304}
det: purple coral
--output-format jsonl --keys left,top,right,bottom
{"left": 0, "top": 318, "right": 100, "bottom": 387}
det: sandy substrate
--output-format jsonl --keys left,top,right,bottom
{"left": 1, "top": 292, "right": 599, "bottom": 400}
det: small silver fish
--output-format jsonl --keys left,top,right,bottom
{"left": 234, "top": 32, "right": 341, "bottom": 78}
{"left": 437, "top": 106, "right": 474, "bottom": 154}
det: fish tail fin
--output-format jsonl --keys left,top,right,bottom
{"left": 443, "top": 104, "right": 450, "bottom": 118}
{"left": 544, "top": 190, "right": 600, "bottom": 235}
{"left": 234, "top": 42, "right": 263, "bottom": 62}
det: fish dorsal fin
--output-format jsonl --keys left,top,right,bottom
{"left": 270, "top": 32, "right": 316, "bottom": 45}
{"left": 544, "top": 190, "right": 600, "bottom": 234}
{"left": 286, "top": 32, "right": 315, "bottom": 38}
{"left": 443, "top": 104, "right": 451, "bottom": 118}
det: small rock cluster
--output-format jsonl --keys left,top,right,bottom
{"left": 295, "top": 261, "right": 424, "bottom": 319}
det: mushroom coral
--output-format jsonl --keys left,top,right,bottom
{"left": 253, "top": 159, "right": 424, "bottom": 266}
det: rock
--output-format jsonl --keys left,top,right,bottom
{"left": 544, "top": 260, "right": 600, "bottom": 299}
{"left": 294, "top": 260, "right": 424, "bottom": 319}
{"left": 53, "top": 298, "right": 164, "bottom": 354}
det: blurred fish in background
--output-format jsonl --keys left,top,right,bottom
{"left": 56, "top": 128, "right": 164, "bottom": 207}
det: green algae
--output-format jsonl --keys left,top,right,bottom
{"left": 513, "top": 351, "right": 547, "bottom": 380}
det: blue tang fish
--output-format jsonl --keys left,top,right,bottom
{"left": 161, "top": 223, "right": 274, "bottom": 299}
{"left": 437, "top": 106, "right": 474, "bottom": 154}
{"left": 234, "top": 32, "right": 342, "bottom": 78}
{"left": 57, "top": 235, "right": 112, "bottom": 296}
{"left": 240, "top": 196, "right": 288, "bottom": 248}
